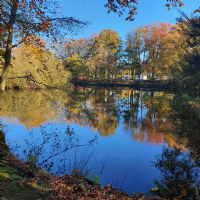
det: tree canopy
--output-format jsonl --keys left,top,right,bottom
{"left": 0, "top": 0, "right": 88, "bottom": 91}
{"left": 0, "top": 0, "right": 197, "bottom": 91}
{"left": 105, "top": 0, "right": 184, "bottom": 21}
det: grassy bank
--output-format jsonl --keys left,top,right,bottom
{"left": 0, "top": 129, "right": 52, "bottom": 200}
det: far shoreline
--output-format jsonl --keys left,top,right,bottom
{"left": 73, "top": 79, "right": 172, "bottom": 90}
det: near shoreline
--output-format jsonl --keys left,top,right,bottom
{"left": 0, "top": 130, "right": 159, "bottom": 200}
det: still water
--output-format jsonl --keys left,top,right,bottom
{"left": 1, "top": 87, "right": 186, "bottom": 195}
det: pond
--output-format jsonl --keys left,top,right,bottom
{"left": 1, "top": 87, "right": 197, "bottom": 196}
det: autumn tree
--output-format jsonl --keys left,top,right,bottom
{"left": 125, "top": 28, "right": 145, "bottom": 79}
{"left": 175, "top": 13, "right": 200, "bottom": 90}
{"left": 6, "top": 43, "right": 71, "bottom": 89}
{"left": 0, "top": 0, "right": 187, "bottom": 91}
{"left": 141, "top": 22, "right": 173, "bottom": 79}
{"left": 88, "top": 47, "right": 108, "bottom": 79}
{"left": 65, "top": 54, "right": 83, "bottom": 81}
{"left": 124, "top": 23, "right": 183, "bottom": 80}
{"left": 0, "top": 0, "right": 88, "bottom": 92}
{"left": 94, "top": 29, "right": 121, "bottom": 79}
{"left": 56, "top": 31, "right": 121, "bottom": 80}
{"left": 58, "top": 37, "right": 97, "bottom": 80}
{"left": 86, "top": 33, "right": 109, "bottom": 79}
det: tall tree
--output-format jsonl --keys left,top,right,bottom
{"left": 65, "top": 54, "right": 83, "bottom": 81}
{"left": 8, "top": 43, "right": 70, "bottom": 89}
{"left": 141, "top": 22, "right": 172, "bottom": 79}
{"left": 125, "top": 28, "right": 145, "bottom": 79}
{"left": 174, "top": 13, "right": 200, "bottom": 91}
{"left": 0, "top": 0, "right": 88, "bottom": 92}
{"left": 95, "top": 29, "right": 121, "bottom": 79}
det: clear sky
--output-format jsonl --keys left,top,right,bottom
{"left": 58, "top": 0, "right": 199, "bottom": 41}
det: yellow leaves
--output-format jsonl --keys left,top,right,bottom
{"left": 0, "top": 172, "right": 10, "bottom": 178}
{"left": 6, "top": 42, "right": 70, "bottom": 91}
{"left": 66, "top": 54, "right": 82, "bottom": 64}
{"left": 151, "top": 187, "right": 158, "bottom": 191}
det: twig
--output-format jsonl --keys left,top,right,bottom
{"left": 38, "top": 144, "right": 86, "bottom": 165}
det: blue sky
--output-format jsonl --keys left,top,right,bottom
{"left": 59, "top": 0, "right": 199, "bottom": 41}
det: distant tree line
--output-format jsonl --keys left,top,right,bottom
{"left": 55, "top": 14, "right": 199, "bottom": 87}
{"left": 0, "top": 10, "right": 199, "bottom": 89}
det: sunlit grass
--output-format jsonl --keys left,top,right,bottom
{"left": 27, "top": 182, "right": 49, "bottom": 191}
{"left": 0, "top": 168, "right": 22, "bottom": 180}
{"left": 0, "top": 171, "right": 9, "bottom": 178}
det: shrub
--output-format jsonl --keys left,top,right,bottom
{"left": 87, "top": 172, "right": 100, "bottom": 187}
{"left": 149, "top": 146, "right": 200, "bottom": 199}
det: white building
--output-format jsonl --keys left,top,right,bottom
{"left": 136, "top": 75, "right": 147, "bottom": 80}
{"left": 121, "top": 75, "right": 132, "bottom": 80}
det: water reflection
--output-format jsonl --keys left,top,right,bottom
{"left": 169, "top": 93, "right": 200, "bottom": 157}
{"left": 0, "top": 88, "right": 182, "bottom": 145}
{"left": 0, "top": 90, "right": 68, "bottom": 127}
{"left": 2, "top": 87, "right": 198, "bottom": 195}
{"left": 63, "top": 88, "right": 172, "bottom": 142}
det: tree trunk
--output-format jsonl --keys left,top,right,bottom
{"left": 152, "top": 51, "right": 155, "bottom": 81}
{"left": 107, "top": 61, "right": 110, "bottom": 80}
{"left": 152, "top": 63, "right": 155, "bottom": 80}
{"left": 95, "top": 67, "right": 97, "bottom": 78}
{"left": 142, "top": 51, "right": 145, "bottom": 80}
{"left": 131, "top": 66, "right": 133, "bottom": 80}
{"left": 1, "top": 0, "right": 18, "bottom": 92}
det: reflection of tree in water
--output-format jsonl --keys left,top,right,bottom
{"left": 91, "top": 89, "right": 119, "bottom": 136}
{"left": 65, "top": 88, "right": 173, "bottom": 142}
{"left": 1, "top": 87, "right": 192, "bottom": 149}
{"left": 0, "top": 90, "right": 70, "bottom": 128}
{"left": 65, "top": 88, "right": 119, "bottom": 136}
{"left": 170, "top": 93, "right": 200, "bottom": 158}
{"left": 123, "top": 91, "right": 172, "bottom": 144}
{"left": 121, "top": 90, "right": 140, "bottom": 131}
